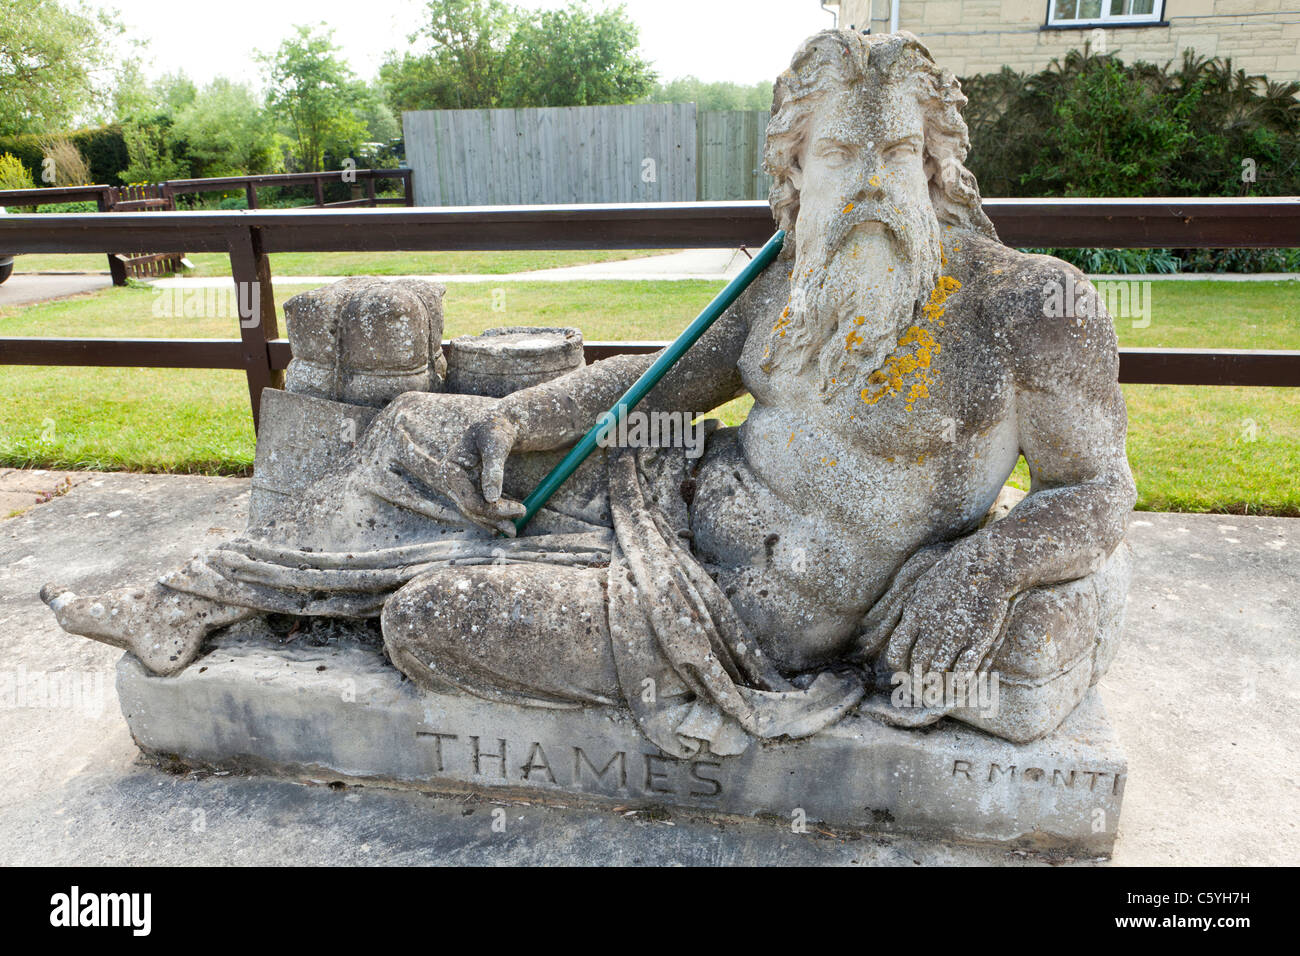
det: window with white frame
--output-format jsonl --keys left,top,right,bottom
{"left": 1048, "top": 0, "right": 1164, "bottom": 26}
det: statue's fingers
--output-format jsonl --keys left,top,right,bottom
{"left": 908, "top": 628, "right": 950, "bottom": 677}
{"left": 883, "top": 614, "right": 919, "bottom": 674}
{"left": 397, "top": 425, "right": 448, "bottom": 488}
{"left": 438, "top": 461, "right": 495, "bottom": 519}
{"left": 952, "top": 639, "right": 991, "bottom": 676}
{"left": 488, "top": 516, "right": 518, "bottom": 538}
{"left": 928, "top": 635, "right": 964, "bottom": 675}
{"left": 478, "top": 430, "right": 512, "bottom": 502}
{"left": 953, "top": 609, "right": 1008, "bottom": 675}
{"left": 484, "top": 495, "right": 526, "bottom": 519}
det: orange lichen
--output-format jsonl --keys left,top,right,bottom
{"left": 922, "top": 275, "right": 962, "bottom": 324}
{"left": 859, "top": 325, "right": 942, "bottom": 411}
{"left": 842, "top": 202, "right": 855, "bottom": 214}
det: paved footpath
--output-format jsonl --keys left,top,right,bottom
{"left": 0, "top": 471, "right": 1295, "bottom": 865}
{"left": 0, "top": 273, "right": 112, "bottom": 307}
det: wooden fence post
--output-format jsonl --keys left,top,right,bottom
{"left": 96, "top": 187, "right": 128, "bottom": 286}
{"left": 226, "top": 226, "right": 283, "bottom": 431}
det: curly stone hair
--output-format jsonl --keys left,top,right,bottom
{"left": 764, "top": 30, "right": 997, "bottom": 246}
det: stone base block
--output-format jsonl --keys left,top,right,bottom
{"left": 117, "top": 628, "right": 1127, "bottom": 855}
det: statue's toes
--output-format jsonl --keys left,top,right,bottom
{"left": 39, "top": 582, "right": 75, "bottom": 609}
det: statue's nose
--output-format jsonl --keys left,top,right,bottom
{"left": 849, "top": 171, "right": 887, "bottom": 207}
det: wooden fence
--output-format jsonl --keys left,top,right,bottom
{"left": 0, "top": 169, "right": 413, "bottom": 285}
{"left": 404, "top": 104, "right": 697, "bottom": 206}
{"left": 404, "top": 105, "right": 774, "bottom": 205}
{"left": 0, "top": 198, "right": 1296, "bottom": 433}
{"left": 697, "top": 110, "right": 771, "bottom": 201}
{"left": 105, "top": 184, "right": 185, "bottom": 279}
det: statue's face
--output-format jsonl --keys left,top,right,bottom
{"left": 790, "top": 75, "right": 931, "bottom": 266}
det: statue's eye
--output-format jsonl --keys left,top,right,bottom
{"left": 883, "top": 141, "right": 920, "bottom": 162}
{"left": 819, "top": 145, "right": 853, "bottom": 167}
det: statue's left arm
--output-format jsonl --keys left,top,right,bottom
{"left": 884, "top": 264, "right": 1136, "bottom": 676}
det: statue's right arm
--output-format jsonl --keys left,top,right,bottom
{"left": 497, "top": 258, "right": 788, "bottom": 453}
{"left": 425, "top": 259, "right": 787, "bottom": 534}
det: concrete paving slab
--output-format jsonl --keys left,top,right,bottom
{"left": 0, "top": 468, "right": 90, "bottom": 519}
{"left": 0, "top": 471, "right": 1295, "bottom": 865}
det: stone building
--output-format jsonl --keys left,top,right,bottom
{"left": 829, "top": 1, "right": 1300, "bottom": 80}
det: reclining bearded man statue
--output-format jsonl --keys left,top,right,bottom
{"left": 41, "top": 30, "right": 1135, "bottom": 757}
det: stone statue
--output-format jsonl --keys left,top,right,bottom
{"left": 41, "top": 31, "right": 1134, "bottom": 758}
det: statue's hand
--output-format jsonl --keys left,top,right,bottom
{"left": 446, "top": 410, "right": 526, "bottom": 536}
{"left": 882, "top": 550, "right": 1013, "bottom": 679}
{"left": 397, "top": 408, "right": 525, "bottom": 536}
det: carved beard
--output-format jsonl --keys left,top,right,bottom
{"left": 762, "top": 199, "right": 944, "bottom": 400}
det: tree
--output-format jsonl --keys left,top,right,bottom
{"left": 119, "top": 113, "right": 189, "bottom": 183}
{"left": 259, "top": 24, "right": 368, "bottom": 171}
{"left": 171, "top": 79, "right": 282, "bottom": 178}
{"left": 379, "top": 0, "right": 655, "bottom": 111}
{"left": 647, "top": 77, "right": 774, "bottom": 111}
{"left": 380, "top": 0, "right": 515, "bottom": 111}
{"left": 350, "top": 82, "right": 401, "bottom": 144}
{"left": 502, "top": 2, "right": 655, "bottom": 107}
{"left": 0, "top": 0, "right": 122, "bottom": 136}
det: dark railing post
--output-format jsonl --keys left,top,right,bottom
{"left": 403, "top": 170, "right": 414, "bottom": 206}
{"left": 313, "top": 176, "right": 325, "bottom": 207}
{"left": 245, "top": 182, "right": 259, "bottom": 209}
{"left": 95, "top": 187, "right": 128, "bottom": 286}
{"left": 365, "top": 174, "right": 377, "bottom": 207}
{"left": 226, "top": 225, "right": 283, "bottom": 431}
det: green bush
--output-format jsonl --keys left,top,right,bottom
{"left": 1024, "top": 247, "right": 1183, "bottom": 275}
{"left": 0, "top": 125, "right": 130, "bottom": 186}
{"left": 1177, "top": 247, "right": 1300, "bottom": 272}
{"left": 0, "top": 135, "right": 45, "bottom": 183}
{"left": 70, "top": 125, "right": 130, "bottom": 185}
{"left": 0, "top": 151, "right": 35, "bottom": 189}
{"left": 962, "top": 50, "right": 1300, "bottom": 199}
{"left": 34, "top": 201, "right": 97, "bottom": 213}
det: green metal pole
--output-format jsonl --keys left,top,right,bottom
{"left": 513, "top": 229, "right": 786, "bottom": 533}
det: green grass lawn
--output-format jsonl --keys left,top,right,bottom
{"left": 1, "top": 279, "right": 1297, "bottom": 515}
{"left": 12, "top": 249, "right": 677, "bottom": 277}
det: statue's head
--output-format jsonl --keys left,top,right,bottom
{"left": 764, "top": 29, "right": 995, "bottom": 252}
{"left": 759, "top": 30, "right": 995, "bottom": 398}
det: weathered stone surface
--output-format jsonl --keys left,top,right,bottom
{"left": 283, "top": 277, "right": 447, "bottom": 406}
{"left": 117, "top": 625, "right": 1127, "bottom": 854}
{"left": 247, "top": 389, "right": 380, "bottom": 527}
{"left": 445, "top": 326, "right": 584, "bottom": 397}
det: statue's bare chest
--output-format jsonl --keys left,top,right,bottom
{"left": 736, "top": 302, "right": 1015, "bottom": 460}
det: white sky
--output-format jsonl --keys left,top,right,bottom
{"left": 108, "top": 0, "right": 837, "bottom": 90}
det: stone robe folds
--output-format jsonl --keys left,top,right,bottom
{"left": 160, "top": 444, "right": 865, "bottom": 757}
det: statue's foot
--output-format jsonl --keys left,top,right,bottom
{"left": 40, "top": 582, "right": 225, "bottom": 676}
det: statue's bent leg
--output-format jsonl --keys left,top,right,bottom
{"left": 952, "top": 542, "right": 1132, "bottom": 741}
{"left": 39, "top": 582, "right": 256, "bottom": 676}
{"left": 381, "top": 564, "right": 620, "bottom": 708}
